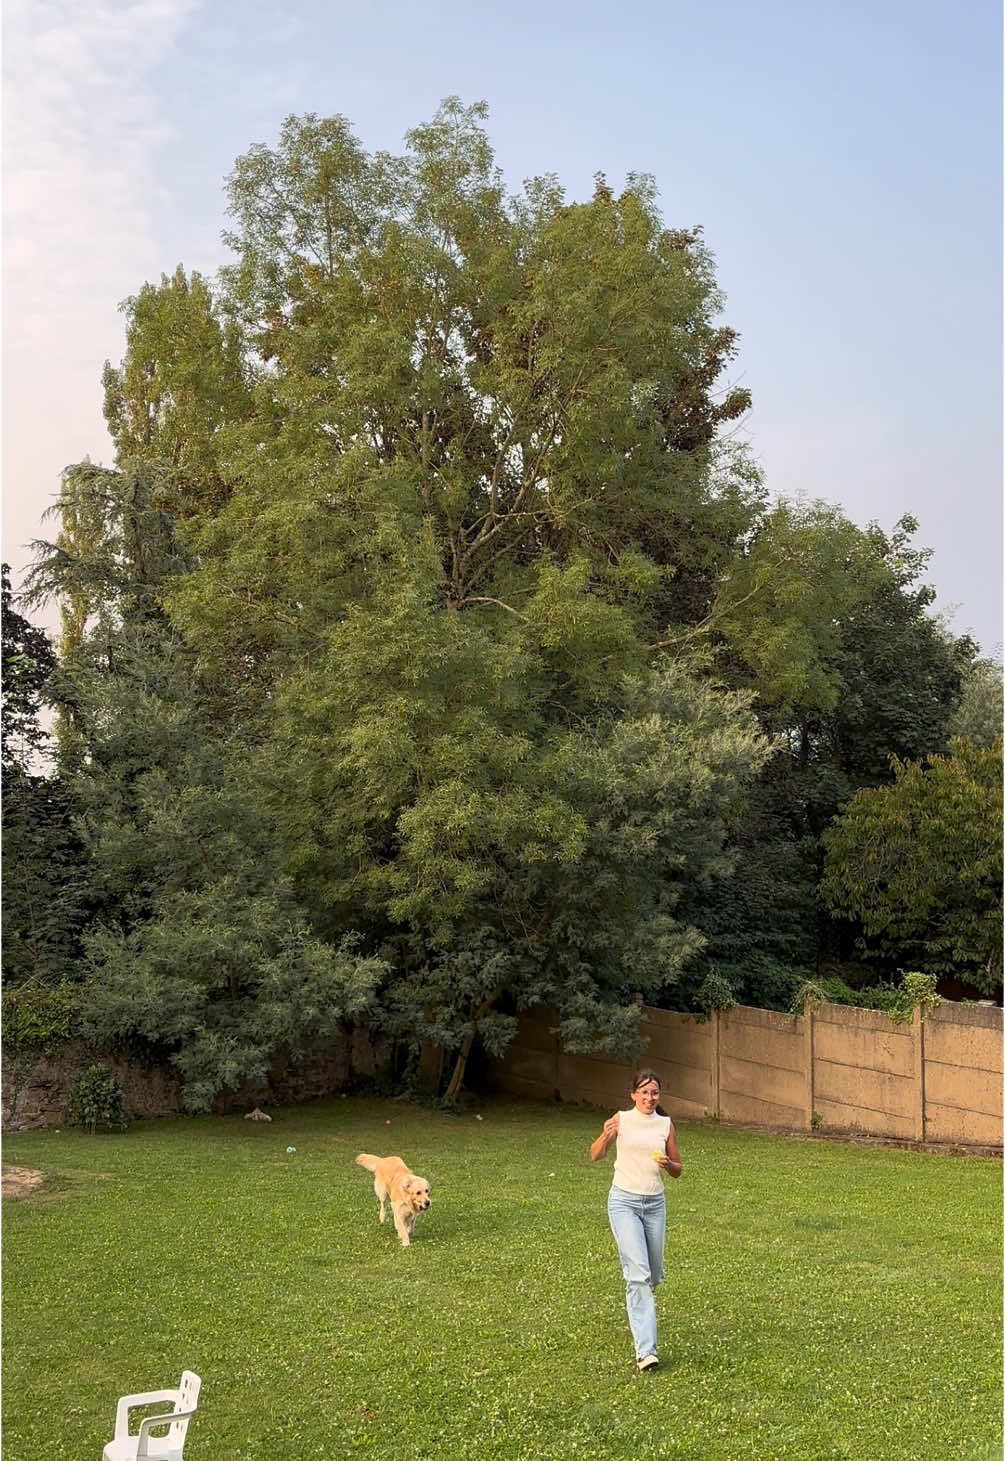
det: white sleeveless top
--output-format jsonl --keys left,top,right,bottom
{"left": 612, "top": 1106, "right": 672, "bottom": 1195}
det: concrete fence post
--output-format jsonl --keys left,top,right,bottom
{"left": 805, "top": 1006, "right": 815, "bottom": 1130}
{"left": 917, "top": 1011, "right": 929, "bottom": 1145}
{"left": 710, "top": 1010, "right": 721, "bottom": 1118}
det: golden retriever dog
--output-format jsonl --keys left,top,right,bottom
{"left": 355, "top": 1153, "right": 431, "bottom": 1248}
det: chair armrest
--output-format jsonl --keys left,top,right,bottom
{"left": 137, "top": 1406, "right": 197, "bottom": 1449}
{"left": 115, "top": 1391, "right": 180, "bottom": 1436}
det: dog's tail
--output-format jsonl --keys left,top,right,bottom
{"left": 355, "top": 1153, "right": 380, "bottom": 1172}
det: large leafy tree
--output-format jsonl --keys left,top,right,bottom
{"left": 673, "top": 506, "right": 973, "bottom": 1007}
{"left": 160, "top": 100, "right": 772, "bottom": 1093}
{"left": 68, "top": 628, "right": 387, "bottom": 1112}
{"left": 820, "top": 740, "right": 1003, "bottom": 993}
{"left": 29, "top": 98, "right": 978, "bottom": 1096}
{"left": 183, "top": 101, "right": 757, "bottom": 657}
{"left": 2, "top": 564, "right": 56, "bottom": 776}
{"left": 26, "top": 479, "right": 389, "bottom": 1110}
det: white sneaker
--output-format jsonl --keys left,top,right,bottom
{"left": 637, "top": 1354, "right": 659, "bottom": 1371}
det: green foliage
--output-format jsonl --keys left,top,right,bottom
{"left": 21, "top": 548, "right": 389, "bottom": 1111}
{"left": 159, "top": 100, "right": 775, "bottom": 1092}
{"left": 715, "top": 499, "right": 886, "bottom": 714}
{"left": 102, "top": 266, "right": 248, "bottom": 491}
{"left": 26, "top": 459, "right": 193, "bottom": 662}
{"left": 681, "top": 510, "right": 971, "bottom": 988}
{"left": 790, "top": 970, "right": 943, "bottom": 1022}
{"left": 2, "top": 563, "right": 56, "bottom": 774}
{"left": 2, "top": 570, "right": 95, "bottom": 986}
{"left": 66, "top": 1063, "right": 127, "bottom": 1133}
{"left": 24, "top": 98, "right": 985, "bottom": 1096}
{"left": 65, "top": 638, "right": 388, "bottom": 1112}
{"left": 82, "top": 900, "right": 387, "bottom": 1114}
{"left": 949, "top": 657, "right": 1004, "bottom": 749}
{"left": 1, "top": 981, "right": 85, "bottom": 1053}
{"left": 789, "top": 978, "right": 829, "bottom": 1015}
{"left": 693, "top": 969, "right": 737, "bottom": 1019}
{"left": 2, "top": 771, "right": 94, "bottom": 987}
{"left": 821, "top": 740, "right": 1003, "bottom": 992}
{"left": 716, "top": 509, "right": 966, "bottom": 745}
{"left": 671, "top": 770, "right": 818, "bottom": 1011}
{"left": 889, "top": 971, "right": 943, "bottom": 1023}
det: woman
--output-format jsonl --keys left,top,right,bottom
{"left": 590, "top": 1068, "right": 683, "bottom": 1371}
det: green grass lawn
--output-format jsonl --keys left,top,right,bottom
{"left": 2, "top": 1096, "right": 1001, "bottom": 1461}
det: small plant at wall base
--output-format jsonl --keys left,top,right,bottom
{"left": 67, "top": 1064, "right": 128, "bottom": 1134}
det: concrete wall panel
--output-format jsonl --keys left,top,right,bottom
{"left": 720, "top": 1009, "right": 807, "bottom": 1068}
{"left": 497, "top": 1044, "right": 557, "bottom": 1091}
{"left": 814, "top": 1020, "right": 915, "bottom": 1077}
{"left": 924, "top": 1101, "right": 1004, "bottom": 1147}
{"left": 654, "top": 1060, "right": 713, "bottom": 1108}
{"left": 925, "top": 1015, "right": 1004, "bottom": 1075}
{"left": 557, "top": 1054, "right": 628, "bottom": 1109}
{"left": 814, "top": 1004, "right": 903, "bottom": 1035}
{"left": 719, "top": 1089, "right": 808, "bottom": 1129}
{"left": 814, "top": 1096, "right": 919, "bottom": 1142}
{"left": 925, "top": 1063, "right": 1002, "bottom": 1119}
{"left": 720, "top": 1053, "right": 808, "bottom": 1110}
{"left": 813, "top": 1058, "right": 918, "bottom": 1120}
{"left": 644, "top": 1018, "right": 713, "bottom": 1066}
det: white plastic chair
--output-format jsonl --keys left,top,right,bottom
{"left": 102, "top": 1371, "right": 201, "bottom": 1461}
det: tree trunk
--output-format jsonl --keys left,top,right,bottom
{"left": 443, "top": 1030, "right": 476, "bottom": 1104}
{"left": 442, "top": 983, "right": 507, "bottom": 1104}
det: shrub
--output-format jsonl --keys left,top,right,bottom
{"left": 67, "top": 1064, "right": 128, "bottom": 1134}
{"left": 821, "top": 740, "right": 1002, "bottom": 992}
{"left": 695, "top": 969, "right": 737, "bottom": 1019}
{"left": 790, "top": 970, "right": 942, "bottom": 1023}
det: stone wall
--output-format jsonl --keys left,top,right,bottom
{"left": 2, "top": 1025, "right": 391, "bottom": 1131}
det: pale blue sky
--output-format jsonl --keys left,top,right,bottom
{"left": 4, "top": 0, "right": 1002, "bottom": 653}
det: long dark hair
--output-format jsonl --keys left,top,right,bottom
{"left": 630, "top": 1068, "right": 668, "bottom": 1118}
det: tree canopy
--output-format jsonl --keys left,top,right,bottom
{"left": 821, "top": 740, "right": 1003, "bottom": 993}
{"left": 10, "top": 98, "right": 994, "bottom": 1107}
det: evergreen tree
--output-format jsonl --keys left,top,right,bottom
{"left": 1, "top": 567, "right": 90, "bottom": 986}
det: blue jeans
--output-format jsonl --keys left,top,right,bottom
{"left": 607, "top": 1185, "right": 666, "bottom": 1360}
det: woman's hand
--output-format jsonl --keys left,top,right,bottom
{"left": 590, "top": 1111, "right": 620, "bottom": 1162}
{"left": 658, "top": 1124, "right": 683, "bottom": 1179}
